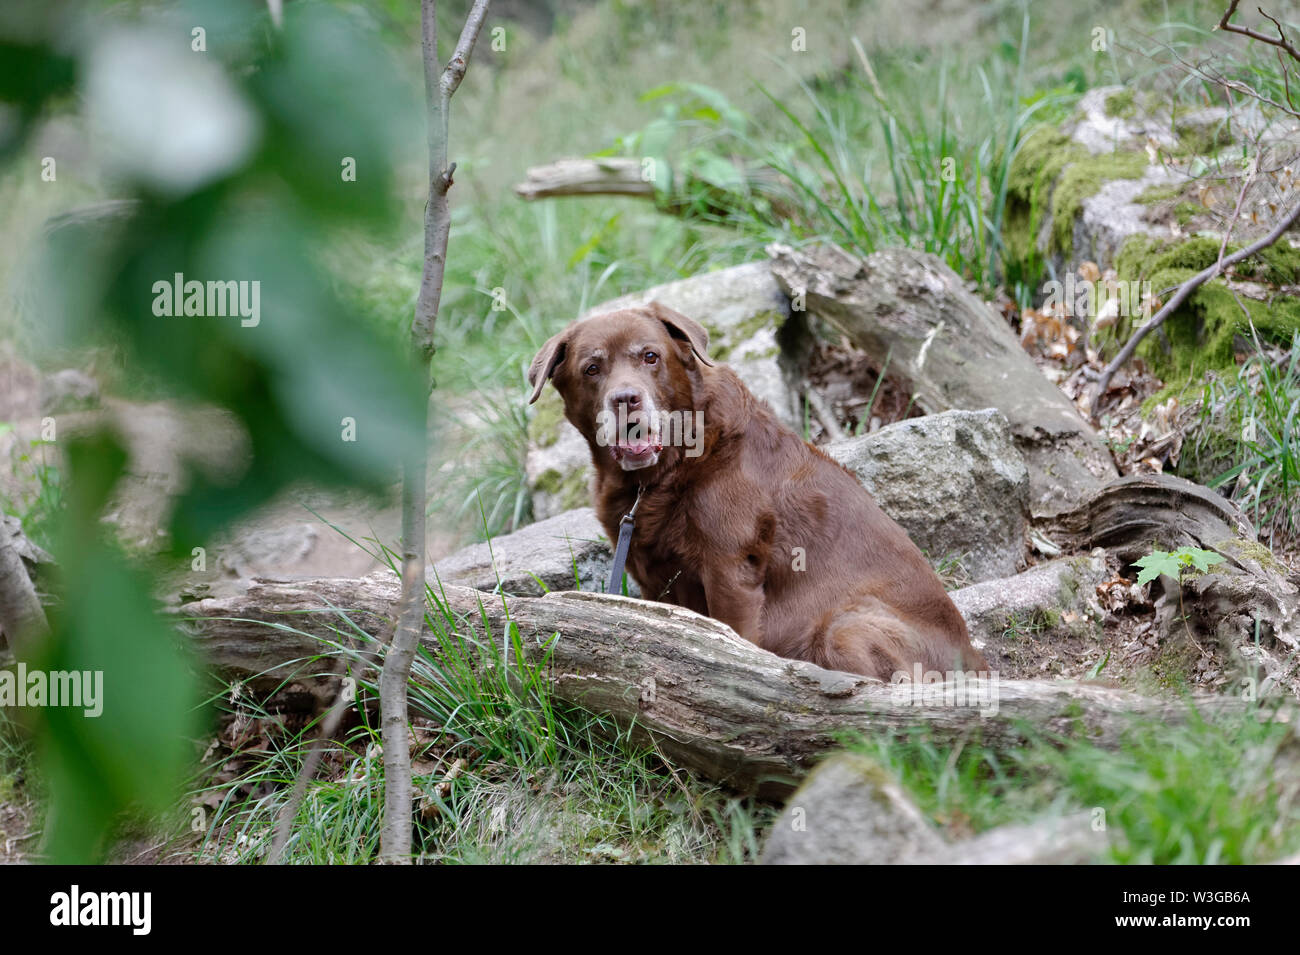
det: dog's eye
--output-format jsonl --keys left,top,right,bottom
{"left": 644, "top": 351, "right": 658, "bottom": 365}
{"left": 584, "top": 362, "right": 600, "bottom": 376}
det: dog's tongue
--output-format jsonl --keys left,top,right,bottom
{"left": 618, "top": 439, "right": 656, "bottom": 455}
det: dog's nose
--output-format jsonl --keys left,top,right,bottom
{"left": 609, "top": 388, "right": 642, "bottom": 411}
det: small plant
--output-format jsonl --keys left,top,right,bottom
{"left": 1132, "top": 545, "right": 1225, "bottom": 658}
{"left": 1132, "top": 546, "right": 1226, "bottom": 586}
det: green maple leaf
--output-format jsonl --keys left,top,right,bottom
{"left": 1133, "top": 550, "right": 1182, "bottom": 586}
{"left": 1182, "top": 549, "right": 1225, "bottom": 573}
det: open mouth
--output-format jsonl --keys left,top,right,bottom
{"left": 610, "top": 438, "right": 663, "bottom": 470}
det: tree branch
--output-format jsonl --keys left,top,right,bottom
{"left": 1217, "top": 1, "right": 1300, "bottom": 64}
{"left": 1090, "top": 196, "right": 1300, "bottom": 418}
{"left": 379, "top": 0, "right": 490, "bottom": 865}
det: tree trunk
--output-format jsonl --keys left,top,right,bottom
{"left": 377, "top": 0, "right": 489, "bottom": 864}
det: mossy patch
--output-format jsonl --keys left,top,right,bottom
{"left": 706, "top": 308, "right": 785, "bottom": 363}
{"left": 527, "top": 392, "right": 567, "bottom": 449}
{"left": 1216, "top": 538, "right": 1285, "bottom": 574}
{"left": 1003, "top": 130, "right": 1086, "bottom": 281}
{"left": 1003, "top": 128, "right": 1149, "bottom": 278}
{"left": 1136, "top": 183, "right": 1184, "bottom": 205}
{"left": 1111, "top": 233, "right": 1300, "bottom": 394}
{"left": 1049, "top": 151, "right": 1149, "bottom": 255}
{"left": 1103, "top": 88, "right": 1136, "bottom": 118}
{"left": 1172, "top": 116, "right": 1236, "bottom": 157}
{"left": 533, "top": 466, "right": 589, "bottom": 511}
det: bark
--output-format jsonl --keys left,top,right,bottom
{"left": 0, "top": 516, "right": 51, "bottom": 655}
{"left": 514, "top": 158, "right": 654, "bottom": 200}
{"left": 180, "top": 577, "right": 1246, "bottom": 798}
{"left": 766, "top": 242, "right": 1117, "bottom": 518}
{"left": 1052, "top": 472, "right": 1300, "bottom": 695}
{"left": 377, "top": 0, "right": 488, "bottom": 864}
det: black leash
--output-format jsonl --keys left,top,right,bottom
{"left": 605, "top": 484, "right": 644, "bottom": 594}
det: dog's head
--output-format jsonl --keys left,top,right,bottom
{"left": 527, "top": 302, "right": 715, "bottom": 472}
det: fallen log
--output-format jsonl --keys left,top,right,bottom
{"left": 766, "top": 242, "right": 1118, "bottom": 518}
{"left": 512, "top": 157, "right": 792, "bottom": 219}
{"left": 180, "top": 576, "right": 1246, "bottom": 796}
{"left": 513, "top": 158, "right": 653, "bottom": 200}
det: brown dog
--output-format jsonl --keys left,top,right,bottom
{"left": 527, "top": 302, "right": 987, "bottom": 681}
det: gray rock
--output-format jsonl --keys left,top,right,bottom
{"left": 763, "top": 755, "right": 1110, "bottom": 864}
{"left": 910, "top": 811, "right": 1111, "bottom": 865}
{"left": 39, "top": 369, "right": 99, "bottom": 414}
{"left": 1067, "top": 85, "right": 1180, "bottom": 156}
{"left": 761, "top": 752, "right": 945, "bottom": 865}
{"left": 826, "top": 409, "right": 1029, "bottom": 582}
{"left": 1074, "top": 165, "right": 1180, "bottom": 270}
{"left": 431, "top": 506, "right": 638, "bottom": 597}
{"left": 950, "top": 552, "right": 1110, "bottom": 670}
{"left": 526, "top": 261, "right": 803, "bottom": 520}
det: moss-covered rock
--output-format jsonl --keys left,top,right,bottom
{"left": 533, "top": 466, "right": 590, "bottom": 513}
{"left": 1112, "top": 233, "right": 1300, "bottom": 392}
{"left": 1103, "top": 88, "right": 1136, "bottom": 119}
{"left": 1002, "top": 126, "right": 1152, "bottom": 281}
{"left": 1001, "top": 85, "right": 1291, "bottom": 293}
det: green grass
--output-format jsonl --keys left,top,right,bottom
{"left": 191, "top": 561, "right": 774, "bottom": 864}
{"left": 1187, "top": 328, "right": 1300, "bottom": 543}
{"left": 0, "top": 434, "right": 61, "bottom": 553}
{"left": 856, "top": 701, "right": 1300, "bottom": 864}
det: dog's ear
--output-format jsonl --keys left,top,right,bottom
{"left": 647, "top": 302, "right": 715, "bottom": 367}
{"left": 527, "top": 330, "right": 569, "bottom": 404}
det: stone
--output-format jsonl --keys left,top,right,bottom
{"left": 911, "top": 812, "right": 1110, "bottom": 864}
{"left": 760, "top": 752, "right": 945, "bottom": 865}
{"left": 430, "top": 506, "right": 638, "bottom": 597}
{"left": 826, "top": 409, "right": 1030, "bottom": 582}
{"left": 950, "top": 553, "right": 1110, "bottom": 669}
{"left": 39, "top": 368, "right": 99, "bottom": 414}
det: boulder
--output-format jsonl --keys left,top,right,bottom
{"left": 911, "top": 811, "right": 1111, "bottom": 865}
{"left": 768, "top": 243, "right": 1119, "bottom": 517}
{"left": 430, "top": 506, "right": 638, "bottom": 597}
{"left": 40, "top": 368, "right": 100, "bottom": 414}
{"left": 950, "top": 553, "right": 1110, "bottom": 675}
{"left": 760, "top": 752, "right": 945, "bottom": 865}
{"left": 526, "top": 261, "right": 804, "bottom": 520}
{"left": 1007, "top": 84, "right": 1298, "bottom": 281}
{"left": 761, "top": 750, "right": 1112, "bottom": 864}
{"left": 826, "top": 409, "right": 1029, "bottom": 582}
